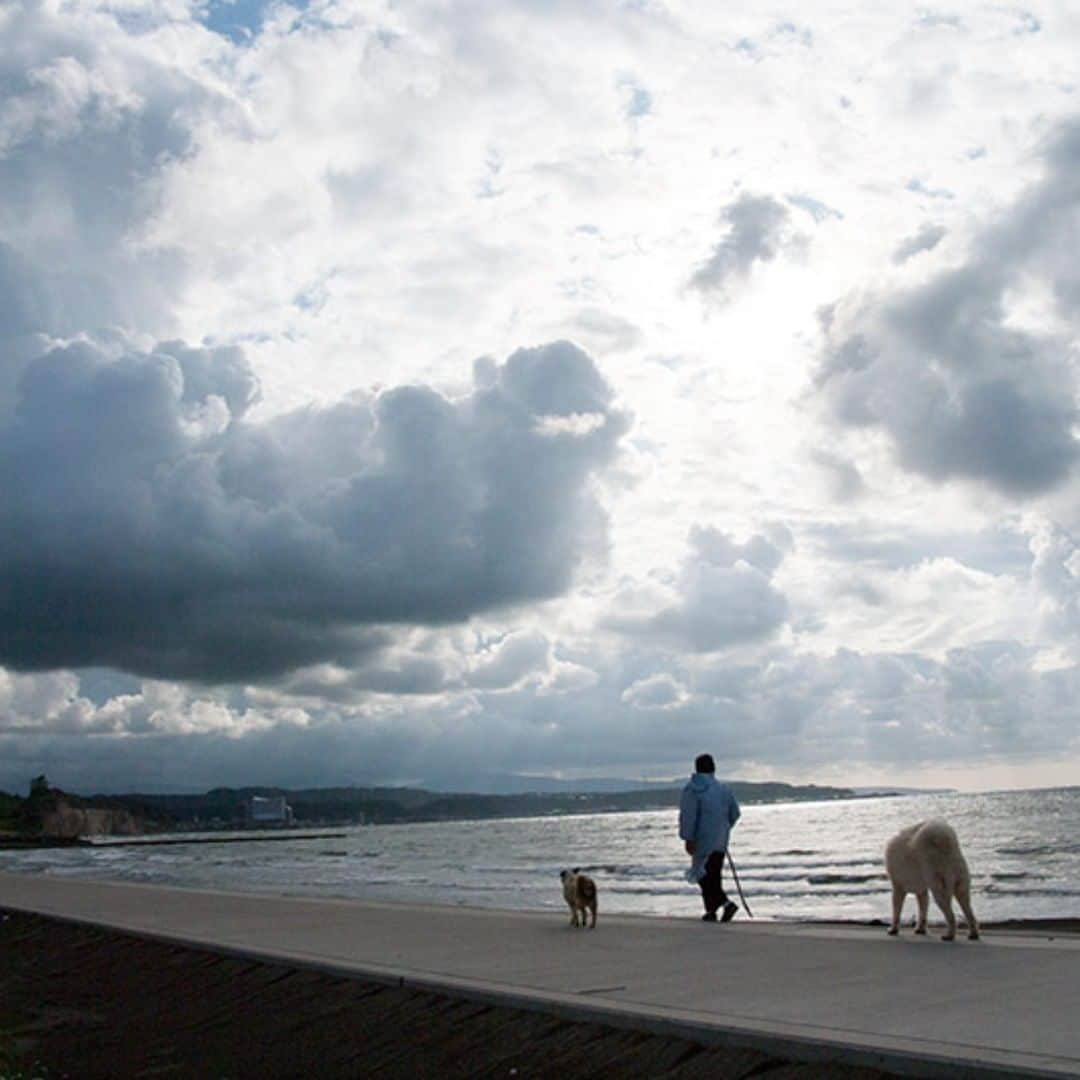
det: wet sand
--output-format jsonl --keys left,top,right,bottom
{"left": 1, "top": 909, "right": 893, "bottom": 1079}
{"left": 815, "top": 916, "right": 1080, "bottom": 934}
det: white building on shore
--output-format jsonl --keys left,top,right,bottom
{"left": 246, "top": 795, "right": 294, "bottom": 827}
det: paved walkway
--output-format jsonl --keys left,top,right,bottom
{"left": 2, "top": 871, "right": 1078, "bottom": 1078}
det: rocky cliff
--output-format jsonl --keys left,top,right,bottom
{"left": 12, "top": 780, "right": 159, "bottom": 839}
{"left": 37, "top": 801, "right": 145, "bottom": 839}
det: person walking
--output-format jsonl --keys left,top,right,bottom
{"left": 679, "top": 753, "right": 741, "bottom": 922}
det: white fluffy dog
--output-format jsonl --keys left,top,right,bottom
{"left": 885, "top": 819, "right": 979, "bottom": 942}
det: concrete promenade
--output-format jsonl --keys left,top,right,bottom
{"left": 2, "top": 870, "right": 1078, "bottom": 1078}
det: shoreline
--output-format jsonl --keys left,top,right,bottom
{"left": 1, "top": 865, "right": 1077, "bottom": 932}
{"left": 794, "top": 915, "right": 1080, "bottom": 933}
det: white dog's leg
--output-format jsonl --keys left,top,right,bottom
{"left": 569, "top": 906, "right": 578, "bottom": 927}
{"left": 931, "top": 880, "right": 957, "bottom": 941}
{"left": 888, "top": 883, "right": 905, "bottom": 935}
{"left": 915, "top": 890, "right": 929, "bottom": 935}
{"left": 956, "top": 880, "right": 980, "bottom": 940}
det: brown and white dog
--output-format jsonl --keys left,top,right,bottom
{"left": 560, "top": 868, "right": 598, "bottom": 928}
{"left": 885, "top": 819, "right": 979, "bottom": 942}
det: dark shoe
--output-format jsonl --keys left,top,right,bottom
{"left": 701, "top": 912, "right": 718, "bottom": 922}
{"left": 721, "top": 901, "right": 738, "bottom": 923}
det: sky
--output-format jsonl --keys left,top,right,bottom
{"left": 2, "top": 0, "right": 1080, "bottom": 795}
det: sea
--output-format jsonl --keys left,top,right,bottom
{"left": 3, "top": 787, "right": 1078, "bottom": 924}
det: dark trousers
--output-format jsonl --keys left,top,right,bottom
{"left": 699, "top": 850, "right": 730, "bottom": 915}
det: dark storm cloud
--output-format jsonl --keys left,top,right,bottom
{"left": 689, "top": 193, "right": 793, "bottom": 296}
{"left": 815, "top": 119, "right": 1080, "bottom": 497}
{"left": 0, "top": 338, "right": 629, "bottom": 682}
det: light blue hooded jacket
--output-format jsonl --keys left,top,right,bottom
{"left": 679, "top": 773, "right": 741, "bottom": 883}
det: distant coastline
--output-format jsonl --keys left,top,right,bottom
{"left": 1, "top": 776, "right": 885, "bottom": 846}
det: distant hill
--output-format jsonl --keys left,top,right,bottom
{"left": 108, "top": 778, "right": 859, "bottom": 829}
{"left": 4, "top": 775, "right": 865, "bottom": 836}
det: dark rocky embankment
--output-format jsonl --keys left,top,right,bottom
{"left": 0, "top": 909, "right": 896, "bottom": 1080}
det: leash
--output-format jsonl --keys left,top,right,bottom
{"left": 726, "top": 849, "right": 753, "bottom": 918}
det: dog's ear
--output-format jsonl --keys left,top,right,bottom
{"left": 572, "top": 867, "right": 580, "bottom": 874}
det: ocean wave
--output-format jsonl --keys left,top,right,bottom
{"left": 747, "top": 886, "right": 887, "bottom": 899}
{"left": 737, "top": 872, "right": 826, "bottom": 883}
{"left": 995, "top": 843, "right": 1080, "bottom": 857}
{"left": 982, "top": 885, "right": 1080, "bottom": 897}
{"left": 737, "top": 856, "right": 879, "bottom": 871}
{"left": 808, "top": 873, "right": 887, "bottom": 886}
{"left": 360, "top": 876, "right": 435, "bottom": 887}
{"left": 575, "top": 863, "right": 679, "bottom": 879}
{"left": 605, "top": 883, "right": 705, "bottom": 897}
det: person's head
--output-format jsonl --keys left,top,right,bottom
{"left": 694, "top": 753, "right": 715, "bottom": 775}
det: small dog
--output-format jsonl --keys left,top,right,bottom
{"left": 560, "top": 868, "right": 598, "bottom": 928}
{"left": 885, "top": 819, "right": 979, "bottom": 942}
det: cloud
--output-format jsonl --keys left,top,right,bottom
{"left": 0, "top": 2, "right": 220, "bottom": 348}
{"left": 786, "top": 193, "right": 843, "bottom": 223}
{"left": 617, "top": 75, "right": 652, "bottom": 120}
{"left": 1029, "top": 519, "right": 1080, "bottom": 640}
{"left": 810, "top": 448, "right": 865, "bottom": 501}
{"left": 5, "top": 634, "right": 1078, "bottom": 793}
{"left": 279, "top": 650, "right": 455, "bottom": 702}
{"left": 0, "top": 338, "right": 629, "bottom": 682}
{"left": 606, "top": 525, "right": 791, "bottom": 652}
{"left": 566, "top": 308, "right": 643, "bottom": 353}
{"left": 621, "top": 672, "right": 689, "bottom": 709}
{"left": 3, "top": 1, "right": 1080, "bottom": 795}
{"left": 891, "top": 223, "right": 946, "bottom": 263}
{"left": 467, "top": 629, "right": 551, "bottom": 691}
{"left": 815, "top": 120, "right": 1080, "bottom": 497}
{"left": 688, "top": 193, "right": 795, "bottom": 298}
{"left": 804, "top": 520, "right": 1032, "bottom": 575}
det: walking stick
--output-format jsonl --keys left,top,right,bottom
{"left": 726, "top": 849, "right": 753, "bottom": 918}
